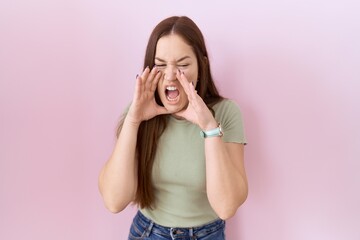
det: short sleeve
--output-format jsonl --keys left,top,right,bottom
{"left": 213, "top": 99, "right": 247, "bottom": 144}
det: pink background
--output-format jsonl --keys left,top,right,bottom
{"left": 1, "top": 0, "right": 359, "bottom": 239}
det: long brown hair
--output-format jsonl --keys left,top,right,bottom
{"left": 117, "top": 16, "right": 223, "bottom": 208}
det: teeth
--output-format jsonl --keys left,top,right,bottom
{"left": 166, "top": 96, "right": 178, "bottom": 101}
{"left": 166, "top": 86, "right": 177, "bottom": 91}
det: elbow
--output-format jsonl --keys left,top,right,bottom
{"left": 217, "top": 208, "right": 237, "bottom": 220}
{"left": 105, "top": 203, "right": 126, "bottom": 214}
{"left": 215, "top": 203, "right": 242, "bottom": 220}
{"left": 99, "top": 187, "right": 133, "bottom": 214}
{"left": 103, "top": 198, "right": 130, "bottom": 214}
{"left": 98, "top": 179, "right": 134, "bottom": 214}
{"left": 214, "top": 191, "right": 249, "bottom": 220}
{"left": 215, "top": 198, "right": 245, "bottom": 220}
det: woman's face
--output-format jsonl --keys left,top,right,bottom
{"left": 155, "top": 34, "right": 198, "bottom": 114}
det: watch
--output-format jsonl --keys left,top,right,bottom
{"left": 200, "top": 123, "right": 223, "bottom": 138}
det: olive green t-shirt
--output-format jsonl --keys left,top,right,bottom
{"left": 140, "top": 99, "right": 247, "bottom": 227}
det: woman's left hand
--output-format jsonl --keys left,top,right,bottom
{"left": 174, "top": 71, "right": 218, "bottom": 130}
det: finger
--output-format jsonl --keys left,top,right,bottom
{"left": 188, "top": 82, "right": 205, "bottom": 111}
{"left": 189, "top": 81, "right": 196, "bottom": 97}
{"left": 176, "top": 70, "right": 191, "bottom": 95}
{"left": 187, "top": 82, "right": 198, "bottom": 103}
{"left": 133, "top": 74, "right": 143, "bottom": 100}
{"left": 151, "top": 70, "right": 162, "bottom": 92}
{"left": 145, "top": 66, "right": 158, "bottom": 89}
{"left": 140, "top": 66, "right": 150, "bottom": 85}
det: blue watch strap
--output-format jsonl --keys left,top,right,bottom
{"left": 200, "top": 123, "right": 223, "bottom": 138}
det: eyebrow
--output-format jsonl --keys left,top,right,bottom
{"left": 155, "top": 56, "right": 191, "bottom": 63}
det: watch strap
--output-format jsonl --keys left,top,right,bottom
{"left": 200, "top": 123, "right": 223, "bottom": 138}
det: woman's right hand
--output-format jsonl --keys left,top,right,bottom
{"left": 126, "top": 66, "right": 169, "bottom": 125}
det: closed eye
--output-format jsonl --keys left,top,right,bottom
{"left": 155, "top": 64, "right": 166, "bottom": 68}
{"left": 177, "top": 64, "right": 189, "bottom": 68}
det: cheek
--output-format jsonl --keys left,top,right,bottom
{"left": 189, "top": 63, "right": 199, "bottom": 78}
{"left": 183, "top": 69, "right": 198, "bottom": 82}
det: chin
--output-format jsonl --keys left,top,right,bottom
{"left": 163, "top": 104, "right": 184, "bottom": 114}
{"left": 159, "top": 94, "right": 186, "bottom": 113}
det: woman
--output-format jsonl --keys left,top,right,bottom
{"left": 99, "top": 16, "right": 248, "bottom": 240}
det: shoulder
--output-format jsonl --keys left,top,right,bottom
{"left": 213, "top": 99, "right": 242, "bottom": 117}
{"left": 212, "top": 99, "right": 247, "bottom": 144}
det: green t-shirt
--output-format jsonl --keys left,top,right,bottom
{"left": 140, "top": 99, "right": 247, "bottom": 227}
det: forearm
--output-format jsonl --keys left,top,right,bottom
{"left": 98, "top": 117, "right": 140, "bottom": 213}
{"left": 205, "top": 138, "right": 248, "bottom": 220}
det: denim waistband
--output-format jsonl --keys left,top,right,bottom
{"left": 133, "top": 210, "right": 225, "bottom": 239}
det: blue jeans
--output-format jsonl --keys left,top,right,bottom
{"left": 128, "top": 211, "right": 225, "bottom": 240}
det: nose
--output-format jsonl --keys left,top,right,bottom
{"left": 163, "top": 66, "right": 178, "bottom": 81}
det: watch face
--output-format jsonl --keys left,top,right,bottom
{"left": 219, "top": 125, "right": 223, "bottom": 136}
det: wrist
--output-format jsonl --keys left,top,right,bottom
{"left": 124, "top": 115, "right": 141, "bottom": 128}
{"left": 202, "top": 120, "right": 218, "bottom": 131}
{"left": 200, "top": 122, "right": 223, "bottom": 138}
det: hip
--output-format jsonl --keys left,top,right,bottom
{"left": 128, "top": 211, "right": 225, "bottom": 240}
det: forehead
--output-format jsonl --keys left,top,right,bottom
{"left": 155, "top": 34, "right": 196, "bottom": 60}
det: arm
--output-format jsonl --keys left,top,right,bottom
{"left": 205, "top": 134, "right": 248, "bottom": 220}
{"left": 175, "top": 71, "right": 248, "bottom": 219}
{"left": 98, "top": 117, "right": 140, "bottom": 213}
{"left": 98, "top": 67, "right": 168, "bottom": 213}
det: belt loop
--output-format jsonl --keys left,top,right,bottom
{"left": 170, "top": 228, "right": 175, "bottom": 240}
{"left": 145, "top": 221, "right": 154, "bottom": 237}
{"left": 189, "top": 228, "right": 196, "bottom": 239}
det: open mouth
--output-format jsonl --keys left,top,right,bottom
{"left": 165, "top": 86, "right": 180, "bottom": 102}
